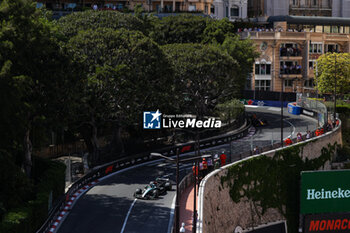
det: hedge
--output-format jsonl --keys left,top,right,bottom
{"left": 0, "top": 157, "right": 66, "bottom": 233}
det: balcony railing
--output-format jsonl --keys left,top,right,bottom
{"left": 280, "top": 48, "right": 301, "bottom": 57}
{"left": 280, "top": 68, "right": 302, "bottom": 75}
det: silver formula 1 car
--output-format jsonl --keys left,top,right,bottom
{"left": 134, "top": 177, "right": 172, "bottom": 200}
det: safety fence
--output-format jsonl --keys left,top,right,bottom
{"left": 36, "top": 119, "right": 251, "bottom": 233}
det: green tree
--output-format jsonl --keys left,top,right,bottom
{"left": 315, "top": 52, "right": 350, "bottom": 95}
{"left": 150, "top": 15, "right": 209, "bottom": 45}
{"left": 162, "top": 43, "right": 238, "bottom": 117}
{"left": 216, "top": 99, "right": 244, "bottom": 123}
{"left": 202, "top": 18, "right": 235, "bottom": 44}
{"left": 66, "top": 28, "right": 173, "bottom": 164}
{"left": 0, "top": 0, "right": 80, "bottom": 176}
{"left": 58, "top": 10, "right": 146, "bottom": 38}
{"left": 221, "top": 35, "right": 260, "bottom": 93}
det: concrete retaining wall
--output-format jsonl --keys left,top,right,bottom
{"left": 198, "top": 124, "right": 342, "bottom": 233}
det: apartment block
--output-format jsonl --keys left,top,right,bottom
{"left": 240, "top": 16, "right": 350, "bottom": 93}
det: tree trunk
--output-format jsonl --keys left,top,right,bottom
{"left": 23, "top": 129, "right": 32, "bottom": 178}
{"left": 109, "top": 122, "right": 125, "bottom": 157}
{"left": 90, "top": 119, "right": 99, "bottom": 165}
{"left": 80, "top": 116, "right": 100, "bottom": 167}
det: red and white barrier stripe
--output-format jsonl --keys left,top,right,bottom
{"left": 48, "top": 179, "right": 99, "bottom": 233}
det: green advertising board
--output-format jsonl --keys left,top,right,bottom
{"left": 301, "top": 170, "right": 350, "bottom": 214}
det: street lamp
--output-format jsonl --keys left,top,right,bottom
{"left": 334, "top": 54, "right": 337, "bottom": 124}
{"left": 150, "top": 149, "right": 211, "bottom": 233}
{"left": 151, "top": 148, "right": 180, "bottom": 233}
{"left": 279, "top": 75, "right": 284, "bottom": 147}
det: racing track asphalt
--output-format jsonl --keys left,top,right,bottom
{"left": 57, "top": 106, "right": 318, "bottom": 233}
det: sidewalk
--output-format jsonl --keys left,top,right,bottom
{"left": 179, "top": 185, "right": 196, "bottom": 233}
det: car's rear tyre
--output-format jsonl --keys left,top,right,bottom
{"left": 165, "top": 182, "right": 172, "bottom": 191}
{"left": 151, "top": 189, "right": 159, "bottom": 198}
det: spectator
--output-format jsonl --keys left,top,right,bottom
{"left": 297, "top": 132, "right": 303, "bottom": 142}
{"left": 220, "top": 152, "right": 227, "bottom": 166}
{"left": 198, "top": 161, "right": 204, "bottom": 178}
{"left": 284, "top": 137, "right": 293, "bottom": 146}
{"left": 207, "top": 157, "right": 213, "bottom": 171}
{"left": 202, "top": 158, "right": 208, "bottom": 176}
{"left": 326, "top": 123, "right": 333, "bottom": 132}
{"left": 214, "top": 159, "right": 220, "bottom": 169}
{"left": 315, "top": 128, "right": 321, "bottom": 136}
{"left": 306, "top": 130, "right": 311, "bottom": 139}
{"left": 253, "top": 146, "right": 260, "bottom": 155}
{"left": 192, "top": 163, "right": 198, "bottom": 177}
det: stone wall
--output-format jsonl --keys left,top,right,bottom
{"left": 200, "top": 125, "right": 342, "bottom": 233}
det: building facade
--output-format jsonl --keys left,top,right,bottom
{"left": 289, "top": 0, "right": 332, "bottom": 16}
{"left": 37, "top": 0, "right": 213, "bottom": 13}
{"left": 211, "top": 0, "right": 248, "bottom": 20}
{"left": 247, "top": 0, "right": 350, "bottom": 18}
{"left": 332, "top": 0, "right": 350, "bottom": 17}
{"left": 241, "top": 16, "right": 350, "bottom": 93}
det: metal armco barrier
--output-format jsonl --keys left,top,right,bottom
{"left": 37, "top": 120, "right": 251, "bottom": 233}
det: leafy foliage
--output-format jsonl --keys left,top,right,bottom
{"left": 66, "top": 27, "right": 173, "bottom": 163}
{"left": 162, "top": 43, "right": 238, "bottom": 116}
{"left": 0, "top": 0, "right": 81, "bottom": 176}
{"left": 0, "top": 151, "right": 32, "bottom": 218}
{"left": 58, "top": 10, "right": 146, "bottom": 38}
{"left": 202, "top": 18, "right": 235, "bottom": 44}
{"left": 315, "top": 53, "right": 350, "bottom": 95}
{"left": 221, "top": 35, "right": 260, "bottom": 92}
{"left": 0, "top": 157, "right": 65, "bottom": 233}
{"left": 150, "top": 15, "right": 209, "bottom": 45}
{"left": 216, "top": 99, "right": 244, "bottom": 123}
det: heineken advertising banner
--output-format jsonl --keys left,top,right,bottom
{"left": 301, "top": 170, "right": 350, "bottom": 214}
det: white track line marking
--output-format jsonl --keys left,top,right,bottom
{"left": 120, "top": 199, "right": 137, "bottom": 233}
{"left": 167, "top": 196, "right": 176, "bottom": 233}
{"left": 283, "top": 119, "right": 296, "bottom": 140}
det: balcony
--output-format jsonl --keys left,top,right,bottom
{"left": 280, "top": 47, "right": 301, "bottom": 57}
{"left": 280, "top": 67, "right": 302, "bottom": 78}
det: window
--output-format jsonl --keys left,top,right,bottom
{"left": 312, "top": 0, "right": 317, "bottom": 6}
{"left": 309, "top": 43, "right": 322, "bottom": 54}
{"left": 205, "top": 5, "right": 208, "bottom": 13}
{"left": 309, "top": 61, "right": 315, "bottom": 69}
{"left": 292, "top": 0, "right": 297, "bottom": 6}
{"left": 315, "top": 25, "right": 323, "bottom": 33}
{"left": 324, "top": 26, "right": 331, "bottom": 33}
{"left": 255, "top": 64, "right": 271, "bottom": 75}
{"left": 280, "top": 61, "right": 301, "bottom": 74}
{"left": 230, "top": 6, "right": 239, "bottom": 17}
{"left": 225, "top": 6, "right": 229, "bottom": 17}
{"left": 280, "top": 43, "right": 300, "bottom": 57}
{"left": 284, "top": 80, "right": 293, "bottom": 87}
{"left": 304, "top": 79, "right": 314, "bottom": 88}
{"left": 210, "top": 4, "right": 215, "bottom": 14}
{"left": 188, "top": 5, "right": 196, "bottom": 11}
{"left": 255, "top": 80, "right": 271, "bottom": 91}
{"left": 331, "top": 26, "right": 339, "bottom": 33}
{"left": 325, "top": 44, "right": 339, "bottom": 53}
